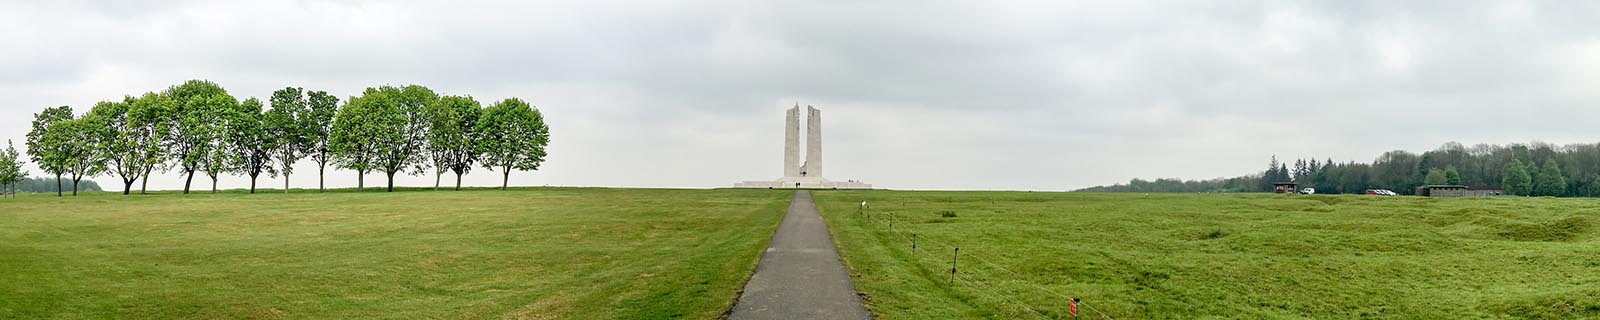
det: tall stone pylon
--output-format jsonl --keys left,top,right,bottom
{"left": 802, "top": 105, "right": 822, "bottom": 178}
{"left": 784, "top": 105, "right": 801, "bottom": 178}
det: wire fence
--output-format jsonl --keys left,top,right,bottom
{"left": 854, "top": 203, "right": 1115, "bottom": 319}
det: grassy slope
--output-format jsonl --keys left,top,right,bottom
{"left": 812, "top": 191, "right": 1600, "bottom": 319}
{"left": 0, "top": 187, "right": 791, "bottom": 319}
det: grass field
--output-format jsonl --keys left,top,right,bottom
{"left": 0, "top": 187, "right": 791, "bottom": 319}
{"left": 812, "top": 191, "right": 1600, "bottom": 319}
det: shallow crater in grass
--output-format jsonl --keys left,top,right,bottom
{"left": 1493, "top": 216, "right": 1590, "bottom": 242}
{"left": 1174, "top": 227, "right": 1229, "bottom": 241}
{"left": 1483, "top": 288, "right": 1600, "bottom": 319}
{"left": 1307, "top": 196, "right": 1354, "bottom": 206}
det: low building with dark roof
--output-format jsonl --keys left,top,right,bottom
{"left": 1417, "top": 185, "right": 1503, "bottom": 197}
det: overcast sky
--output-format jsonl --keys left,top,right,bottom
{"left": 3, "top": 0, "right": 1600, "bottom": 191}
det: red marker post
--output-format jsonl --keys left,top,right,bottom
{"left": 1069, "top": 298, "right": 1079, "bottom": 317}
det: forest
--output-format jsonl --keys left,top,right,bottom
{"left": 1077, "top": 142, "right": 1600, "bottom": 197}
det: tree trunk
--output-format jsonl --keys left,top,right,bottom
{"left": 284, "top": 172, "right": 290, "bottom": 194}
{"left": 123, "top": 178, "right": 134, "bottom": 195}
{"left": 211, "top": 175, "right": 218, "bottom": 193}
{"left": 357, "top": 171, "right": 364, "bottom": 191}
{"left": 184, "top": 170, "right": 195, "bottom": 194}
{"left": 55, "top": 173, "right": 62, "bottom": 197}
{"left": 434, "top": 172, "right": 441, "bottom": 191}
{"left": 249, "top": 174, "right": 258, "bottom": 194}
{"left": 319, "top": 166, "right": 326, "bottom": 192}
{"left": 71, "top": 176, "right": 80, "bottom": 196}
{"left": 140, "top": 167, "right": 152, "bottom": 194}
{"left": 386, "top": 171, "right": 395, "bottom": 192}
{"left": 502, "top": 167, "right": 510, "bottom": 190}
{"left": 455, "top": 172, "right": 463, "bottom": 191}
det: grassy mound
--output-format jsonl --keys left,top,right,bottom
{"left": 814, "top": 191, "right": 1600, "bottom": 319}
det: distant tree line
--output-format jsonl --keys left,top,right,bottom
{"left": 2, "top": 177, "right": 103, "bottom": 194}
{"left": 20, "top": 79, "right": 550, "bottom": 197}
{"left": 1078, "top": 142, "right": 1600, "bottom": 197}
{"left": 1073, "top": 176, "right": 1260, "bottom": 193}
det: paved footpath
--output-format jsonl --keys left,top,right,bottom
{"left": 729, "top": 190, "right": 872, "bottom": 320}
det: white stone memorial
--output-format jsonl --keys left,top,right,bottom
{"left": 736, "top": 104, "right": 872, "bottom": 189}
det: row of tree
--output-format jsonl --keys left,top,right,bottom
{"left": 23, "top": 80, "right": 550, "bottom": 196}
{"left": 1079, "top": 142, "right": 1600, "bottom": 197}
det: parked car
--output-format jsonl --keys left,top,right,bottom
{"left": 1300, "top": 188, "right": 1316, "bottom": 195}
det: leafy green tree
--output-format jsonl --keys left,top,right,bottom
{"left": 0, "top": 140, "right": 24, "bottom": 198}
{"left": 1416, "top": 153, "right": 1435, "bottom": 182}
{"left": 1533, "top": 158, "right": 1566, "bottom": 197}
{"left": 129, "top": 93, "right": 174, "bottom": 194}
{"left": 165, "top": 80, "right": 236, "bottom": 194}
{"left": 376, "top": 85, "right": 438, "bottom": 192}
{"left": 1523, "top": 159, "right": 1536, "bottom": 187}
{"left": 350, "top": 85, "right": 437, "bottom": 192}
{"left": 1314, "top": 158, "right": 1336, "bottom": 193}
{"left": 86, "top": 98, "right": 148, "bottom": 195}
{"left": 1373, "top": 150, "right": 1421, "bottom": 195}
{"left": 1338, "top": 163, "right": 1373, "bottom": 195}
{"left": 228, "top": 98, "right": 277, "bottom": 193}
{"left": 202, "top": 100, "right": 240, "bottom": 193}
{"left": 425, "top": 95, "right": 482, "bottom": 190}
{"left": 1423, "top": 168, "right": 1447, "bottom": 186}
{"left": 330, "top": 92, "right": 383, "bottom": 191}
{"left": 305, "top": 90, "right": 340, "bottom": 192}
{"left": 26, "top": 106, "right": 75, "bottom": 196}
{"left": 1502, "top": 159, "right": 1532, "bottom": 196}
{"left": 476, "top": 98, "right": 550, "bottom": 190}
{"left": 1444, "top": 166, "right": 1461, "bottom": 185}
{"left": 268, "top": 87, "right": 310, "bottom": 193}
{"left": 55, "top": 117, "right": 106, "bottom": 196}
{"left": 1585, "top": 175, "right": 1600, "bottom": 198}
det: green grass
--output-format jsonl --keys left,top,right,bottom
{"left": 0, "top": 187, "right": 792, "bottom": 319}
{"left": 812, "top": 191, "right": 1600, "bottom": 319}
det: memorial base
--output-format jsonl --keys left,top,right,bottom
{"left": 735, "top": 177, "right": 872, "bottom": 189}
